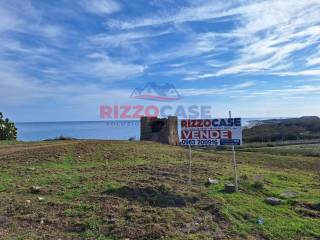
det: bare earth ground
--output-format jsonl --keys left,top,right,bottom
{"left": 0, "top": 140, "right": 319, "bottom": 239}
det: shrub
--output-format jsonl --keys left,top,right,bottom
{"left": 0, "top": 112, "right": 17, "bottom": 140}
{"left": 252, "top": 181, "right": 264, "bottom": 190}
{"left": 240, "top": 174, "right": 249, "bottom": 181}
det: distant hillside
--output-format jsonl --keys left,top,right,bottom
{"left": 243, "top": 116, "right": 320, "bottom": 142}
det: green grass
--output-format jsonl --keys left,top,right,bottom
{"left": 207, "top": 163, "right": 320, "bottom": 239}
{"left": 0, "top": 141, "right": 319, "bottom": 239}
{"left": 0, "top": 140, "right": 19, "bottom": 145}
{"left": 240, "top": 143, "right": 320, "bottom": 157}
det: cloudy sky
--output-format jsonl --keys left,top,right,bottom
{"left": 1, "top": 0, "right": 320, "bottom": 121}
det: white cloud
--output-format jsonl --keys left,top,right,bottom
{"left": 0, "top": 59, "right": 52, "bottom": 105}
{"left": 252, "top": 85, "right": 320, "bottom": 97}
{"left": 1, "top": 0, "right": 320, "bottom": 116}
{"left": 0, "top": 0, "right": 64, "bottom": 40}
{"left": 179, "top": 81, "right": 320, "bottom": 100}
{"left": 306, "top": 46, "right": 320, "bottom": 66}
{"left": 37, "top": 24, "right": 63, "bottom": 39}
{"left": 179, "top": 81, "right": 256, "bottom": 96}
{"left": 173, "top": 0, "right": 320, "bottom": 79}
{"left": 0, "top": 57, "right": 134, "bottom": 107}
{"left": 0, "top": 4, "right": 20, "bottom": 32}
{"left": 106, "top": 1, "right": 234, "bottom": 29}
{"left": 233, "top": 81, "right": 256, "bottom": 89}
{"left": 107, "top": 0, "right": 320, "bottom": 31}
{"left": 89, "top": 29, "right": 171, "bottom": 48}
{"left": 75, "top": 53, "right": 145, "bottom": 81}
{"left": 103, "top": 1, "right": 320, "bottom": 80}
{"left": 145, "top": 32, "right": 227, "bottom": 66}
{"left": 81, "top": 0, "right": 121, "bottom": 15}
{"left": 274, "top": 70, "right": 320, "bottom": 77}
{"left": 307, "top": 58, "right": 320, "bottom": 66}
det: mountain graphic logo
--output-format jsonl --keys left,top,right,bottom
{"left": 130, "top": 82, "right": 182, "bottom": 101}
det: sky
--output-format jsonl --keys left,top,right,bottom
{"left": 1, "top": 0, "right": 320, "bottom": 122}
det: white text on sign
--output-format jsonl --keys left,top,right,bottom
{"left": 180, "top": 118, "right": 242, "bottom": 146}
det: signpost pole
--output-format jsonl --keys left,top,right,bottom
{"left": 188, "top": 144, "right": 192, "bottom": 185}
{"left": 187, "top": 115, "right": 192, "bottom": 185}
{"left": 229, "top": 111, "right": 238, "bottom": 192}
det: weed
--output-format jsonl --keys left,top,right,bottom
{"left": 252, "top": 181, "right": 264, "bottom": 190}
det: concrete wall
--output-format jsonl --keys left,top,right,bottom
{"left": 140, "top": 116, "right": 179, "bottom": 145}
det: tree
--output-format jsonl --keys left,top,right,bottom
{"left": 0, "top": 112, "right": 17, "bottom": 140}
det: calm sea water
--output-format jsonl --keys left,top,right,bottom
{"left": 16, "top": 118, "right": 266, "bottom": 141}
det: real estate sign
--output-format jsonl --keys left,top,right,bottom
{"left": 180, "top": 118, "right": 242, "bottom": 146}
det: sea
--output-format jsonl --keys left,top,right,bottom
{"left": 15, "top": 118, "right": 268, "bottom": 141}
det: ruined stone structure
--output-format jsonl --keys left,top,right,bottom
{"left": 140, "top": 116, "right": 179, "bottom": 145}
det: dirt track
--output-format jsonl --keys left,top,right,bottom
{"left": 0, "top": 141, "right": 76, "bottom": 154}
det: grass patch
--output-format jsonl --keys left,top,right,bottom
{"left": 0, "top": 140, "right": 319, "bottom": 239}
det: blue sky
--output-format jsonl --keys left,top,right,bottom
{"left": 1, "top": 0, "right": 320, "bottom": 122}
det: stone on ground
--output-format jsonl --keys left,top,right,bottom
{"left": 208, "top": 178, "right": 219, "bottom": 185}
{"left": 280, "top": 191, "right": 298, "bottom": 198}
{"left": 30, "top": 186, "right": 42, "bottom": 194}
{"left": 265, "top": 197, "right": 282, "bottom": 206}
{"left": 224, "top": 183, "right": 236, "bottom": 193}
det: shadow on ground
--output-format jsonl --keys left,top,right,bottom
{"left": 102, "top": 185, "right": 199, "bottom": 208}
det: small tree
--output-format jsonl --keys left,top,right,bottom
{"left": 0, "top": 112, "right": 17, "bottom": 140}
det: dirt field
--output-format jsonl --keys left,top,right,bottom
{"left": 0, "top": 140, "right": 319, "bottom": 239}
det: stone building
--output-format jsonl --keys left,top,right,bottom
{"left": 140, "top": 116, "right": 179, "bottom": 145}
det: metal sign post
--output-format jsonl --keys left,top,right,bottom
{"left": 188, "top": 144, "right": 192, "bottom": 185}
{"left": 187, "top": 114, "right": 192, "bottom": 185}
{"left": 229, "top": 110, "right": 238, "bottom": 192}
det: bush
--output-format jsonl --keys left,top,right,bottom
{"left": 0, "top": 112, "right": 17, "bottom": 140}
{"left": 240, "top": 174, "right": 249, "bottom": 181}
{"left": 252, "top": 181, "right": 264, "bottom": 190}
